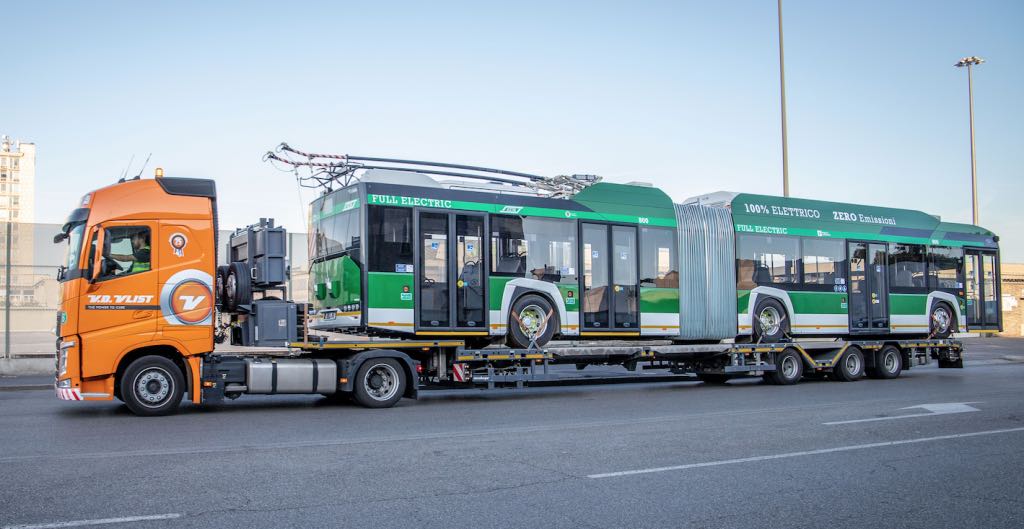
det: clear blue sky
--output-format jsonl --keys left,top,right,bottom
{"left": 7, "top": 1, "right": 1023, "bottom": 259}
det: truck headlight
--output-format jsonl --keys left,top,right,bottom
{"left": 58, "top": 340, "right": 75, "bottom": 377}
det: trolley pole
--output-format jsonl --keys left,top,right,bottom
{"left": 778, "top": 0, "right": 790, "bottom": 197}
{"left": 955, "top": 56, "right": 984, "bottom": 225}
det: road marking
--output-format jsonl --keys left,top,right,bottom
{"left": 587, "top": 426, "right": 1024, "bottom": 479}
{"left": 823, "top": 402, "right": 981, "bottom": 425}
{"left": 2, "top": 513, "right": 181, "bottom": 529}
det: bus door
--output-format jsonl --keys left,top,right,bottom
{"left": 964, "top": 248, "right": 1000, "bottom": 330}
{"left": 415, "top": 210, "right": 487, "bottom": 332}
{"left": 847, "top": 241, "right": 889, "bottom": 333}
{"left": 581, "top": 223, "right": 639, "bottom": 331}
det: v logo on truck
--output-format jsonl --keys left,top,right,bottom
{"left": 160, "top": 269, "right": 215, "bottom": 325}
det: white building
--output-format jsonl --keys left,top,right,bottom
{"left": 0, "top": 135, "right": 35, "bottom": 223}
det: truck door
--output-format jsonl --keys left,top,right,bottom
{"left": 77, "top": 221, "right": 159, "bottom": 377}
{"left": 156, "top": 220, "right": 215, "bottom": 346}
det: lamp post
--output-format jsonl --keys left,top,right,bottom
{"left": 778, "top": 0, "right": 790, "bottom": 197}
{"left": 955, "top": 56, "right": 984, "bottom": 225}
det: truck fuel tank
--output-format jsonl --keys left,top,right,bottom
{"left": 245, "top": 358, "right": 337, "bottom": 394}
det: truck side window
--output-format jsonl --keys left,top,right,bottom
{"left": 99, "top": 226, "right": 152, "bottom": 280}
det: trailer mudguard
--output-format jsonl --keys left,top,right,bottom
{"left": 336, "top": 349, "right": 420, "bottom": 399}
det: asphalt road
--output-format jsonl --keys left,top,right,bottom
{"left": 2, "top": 339, "right": 1023, "bottom": 529}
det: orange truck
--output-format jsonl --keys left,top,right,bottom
{"left": 53, "top": 169, "right": 969, "bottom": 416}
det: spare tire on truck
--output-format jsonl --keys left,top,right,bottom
{"left": 224, "top": 262, "right": 252, "bottom": 312}
{"left": 215, "top": 265, "right": 230, "bottom": 311}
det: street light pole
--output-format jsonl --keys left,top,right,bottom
{"left": 955, "top": 56, "right": 984, "bottom": 225}
{"left": 778, "top": 0, "right": 790, "bottom": 197}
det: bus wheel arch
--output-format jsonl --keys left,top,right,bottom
{"left": 928, "top": 299, "right": 957, "bottom": 338}
{"left": 507, "top": 291, "right": 560, "bottom": 349}
{"left": 752, "top": 296, "right": 790, "bottom": 343}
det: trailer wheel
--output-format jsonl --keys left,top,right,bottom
{"left": 752, "top": 298, "right": 788, "bottom": 343}
{"left": 868, "top": 345, "right": 902, "bottom": 379}
{"left": 697, "top": 373, "right": 731, "bottom": 384}
{"left": 929, "top": 302, "right": 955, "bottom": 339}
{"left": 938, "top": 357, "right": 964, "bottom": 369}
{"left": 121, "top": 356, "right": 185, "bottom": 416}
{"left": 764, "top": 348, "right": 803, "bottom": 385}
{"left": 352, "top": 358, "right": 406, "bottom": 408}
{"left": 507, "top": 294, "right": 557, "bottom": 349}
{"left": 831, "top": 346, "right": 865, "bottom": 382}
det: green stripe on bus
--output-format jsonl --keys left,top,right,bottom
{"left": 889, "top": 293, "right": 927, "bottom": 315}
{"left": 788, "top": 291, "right": 847, "bottom": 315}
{"left": 640, "top": 287, "right": 679, "bottom": 313}
{"left": 368, "top": 271, "right": 414, "bottom": 309}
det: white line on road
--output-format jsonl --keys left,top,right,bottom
{"left": 823, "top": 402, "right": 981, "bottom": 425}
{"left": 2, "top": 513, "right": 181, "bottom": 529}
{"left": 587, "top": 426, "right": 1024, "bottom": 479}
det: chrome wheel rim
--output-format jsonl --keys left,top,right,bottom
{"left": 758, "top": 306, "right": 782, "bottom": 336}
{"left": 932, "top": 307, "right": 951, "bottom": 333}
{"left": 845, "top": 351, "right": 862, "bottom": 375}
{"left": 781, "top": 355, "right": 798, "bottom": 379}
{"left": 883, "top": 350, "right": 899, "bottom": 373}
{"left": 519, "top": 304, "right": 545, "bottom": 336}
{"left": 134, "top": 367, "right": 173, "bottom": 408}
{"left": 363, "top": 363, "right": 400, "bottom": 402}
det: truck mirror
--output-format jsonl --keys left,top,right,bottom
{"left": 89, "top": 228, "right": 105, "bottom": 283}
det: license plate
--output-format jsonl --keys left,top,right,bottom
{"left": 322, "top": 312, "right": 336, "bottom": 321}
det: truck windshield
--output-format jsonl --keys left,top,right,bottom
{"left": 62, "top": 223, "right": 86, "bottom": 275}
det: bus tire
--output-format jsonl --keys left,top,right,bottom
{"left": 352, "top": 358, "right": 406, "bottom": 408}
{"left": 764, "top": 348, "right": 803, "bottom": 385}
{"left": 832, "top": 346, "right": 865, "bottom": 382}
{"left": 753, "top": 298, "right": 789, "bottom": 343}
{"left": 868, "top": 345, "right": 902, "bottom": 379}
{"left": 121, "top": 356, "right": 185, "bottom": 416}
{"left": 929, "top": 302, "right": 955, "bottom": 339}
{"left": 507, "top": 294, "right": 558, "bottom": 349}
{"left": 697, "top": 373, "right": 730, "bottom": 384}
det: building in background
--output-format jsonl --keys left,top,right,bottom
{"left": 0, "top": 135, "right": 35, "bottom": 222}
{"left": 1001, "top": 263, "right": 1024, "bottom": 337}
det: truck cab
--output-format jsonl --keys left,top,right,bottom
{"left": 54, "top": 174, "right": 217, "bottom": 413}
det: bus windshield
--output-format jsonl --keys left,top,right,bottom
{"left": 311, "top": 208, "right": 360, "bottom": 260}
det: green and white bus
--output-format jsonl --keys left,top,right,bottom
{"left": 305, "top": 166, "right": 1001, "bottom": 347}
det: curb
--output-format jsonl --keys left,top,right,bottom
{"left": 0, "top": 384, "right": 52, "bottom": 392}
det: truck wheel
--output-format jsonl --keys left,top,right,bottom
{"left": 764, "top": 348, "right": 803, "bottom": 385}
{"left": 697, "top": 373, "right": 730, "bottom": 384}
{"left": 929, "top": 302, "right": 954, "bottom": 339}
{"left": 224, "top": 262, "right": 252, "bottom": 312}
{"left": 868, "top": 345, "right": 902, "bottom": 379}
{"left": 507, "top": 294, "right": 558, "bottom": 349}
{"left": 352, "top": 358, "right": 406, "bottom": 408}
{"left": 831, "top": 346, "right": 865, "bottom": 382}
{"left": 752, "top": 298, "right": 788, "bottom": 343}
{"left": 121, "top": 356, "right": 185, "bottom": 416}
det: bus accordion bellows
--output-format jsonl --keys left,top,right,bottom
{"left": 307, "top": 170, "right": 1001, "bottom": 347}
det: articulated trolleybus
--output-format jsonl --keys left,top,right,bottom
{"left": 303, "top": 159, "right": 1001, "bottom": 349}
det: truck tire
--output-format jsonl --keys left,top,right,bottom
{"left": 868, "top": 345, "right": 902, "bottom": 379}
{"left": 763, "top": 347, "right": 803, "bottom": 385}
{"left": 352, "top": 358, "right": 406, "bottom": 408}
{"left": 831, "top": 346, "right": 865, "bottom": 382}
{"left": 929, "top": 302, "right": 955, "bottom": 339}
{"left": 215, "top": 265, "right": 230, "bottom": 310}
{"left": 121, "top": 356, "right": 185, "bottom": 416}
{"left": 225, "top": 262, "right": 252, "bottom": 312}
{"left": 752, "top": 298, "right": 788, "bottom": 343}
{"left": 507, "top": 294, "right": 558, "bottom": 349}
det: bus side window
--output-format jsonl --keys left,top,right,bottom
{"left": 737, "top": 234, "right": 798, "bottom": 287}
{"left": 800, "top": 238, "right": 844, "bottom": 286}
{"left": 889, "top": 244, "right": 927, "bottom": 290}
{"left": 490, "top": 215, "right": 527, "bottom": 276}
{"left": 640, "top": 227, "right": 678, "bottom": 288}
{"left": 368, "top": 206, "right": 412, "bottom": 272}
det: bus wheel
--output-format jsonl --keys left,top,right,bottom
{"left": 121, "top": 356, "right": 185, "bottom": 416}
{"left": 508, "top": 294, "right": 557, "bottom": 349}
{"left": 764, "top": 348, "right": 803, "bottom": 385}
{"left": 352, "top": 358, "right": 406, "bottom": 408}
{"left": 868, "top": 345, "right": 902, "bottom": 379}
{"left": 929, "top": 303, "right": 954, "bottom": 339}
{"left": 831, "top": 346, "right": 865, "bottom": 382}
{"left": 753, "top": 298, "right": 788, "bottom": 343}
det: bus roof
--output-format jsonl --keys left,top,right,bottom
{"left": 726, "top": 192, "right": 997, "bottom": 249}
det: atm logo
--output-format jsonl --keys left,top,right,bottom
{"left": 160, "top": 269, "right": 215, "bottom": 326}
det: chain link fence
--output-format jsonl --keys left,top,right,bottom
{"left": 0, "top": 222, "right": 309, "bottom": 359}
